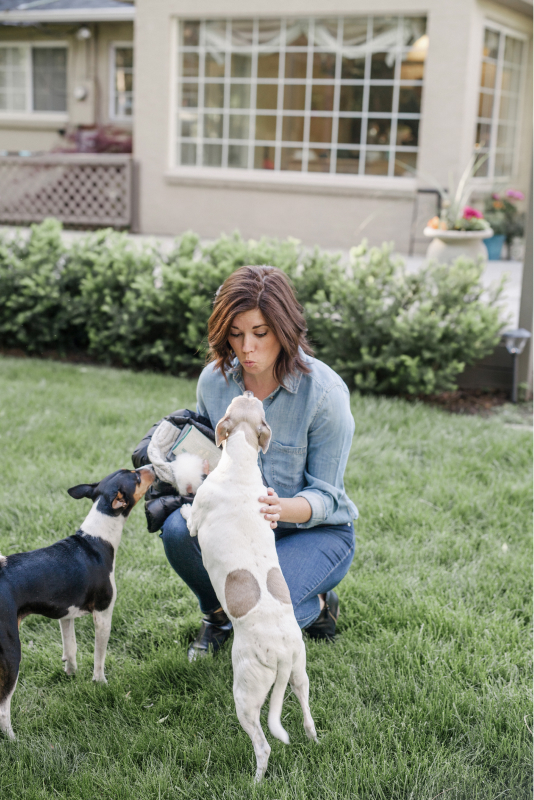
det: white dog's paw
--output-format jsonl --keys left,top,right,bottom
{"left": 180, "top": 503, "right": 192, "bottom": 521}
{"left": 92, "top": 672, "right": 107, "bottom": 684}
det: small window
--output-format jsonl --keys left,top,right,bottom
{"left": 0, "top": 44, "right": 67, "bottom": 113}
{"left": 111, "top": 45, "right": 134, "bottom": 118}
{"left": 474, "top": 25, "right": 526, "bottom": 179}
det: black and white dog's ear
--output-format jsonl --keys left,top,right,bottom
{"left": 258, "top": 417, "right": 272, "bottom": 454}
{"left": 67, "top": 483, "right": 99, "bottom": 500}
{"left": 215, "top": 415, "right": 234, "bottom": 447}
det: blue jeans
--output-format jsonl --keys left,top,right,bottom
{"left": 160, "top": 510, "right": 355, "bottom": 628}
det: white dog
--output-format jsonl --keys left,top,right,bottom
{"left": 182, "top": 392, "right": 317, "bottom": 781}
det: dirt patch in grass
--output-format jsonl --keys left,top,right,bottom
{"left": 417, "top": 389, "right": 511, "bottom": 416}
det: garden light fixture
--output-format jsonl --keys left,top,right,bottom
{"left": 502, "top": 328, "right": 531, "bottom": 403}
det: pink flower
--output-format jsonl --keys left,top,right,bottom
{"left": 463, "top": 206, "right": 483, "bottom": 219}
{"left": 492, "top": 193, "right": 501, "bottom": 200}
{"left": 506, "top": 189, "right": 524, "bottom": 200}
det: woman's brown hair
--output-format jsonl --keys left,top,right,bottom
{"left": 207, "top": 266, "right": 314, "bottom": 384}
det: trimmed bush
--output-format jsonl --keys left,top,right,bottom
{"left": 0, "top": 220, "right": 505, "bottom": 395}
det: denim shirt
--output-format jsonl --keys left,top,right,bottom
{"left": 196, "top": 354, "right": 358, "bottom": 530}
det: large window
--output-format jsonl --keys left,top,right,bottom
{"left": 0, "top": 44, "right": 67, "bottom": 113}
{"left": 110, "top": 44, "right": 134, "bottom": 119}
{"left": 475, "top": 25, "right": 527, "bottom": 179}
{"left": 176, "top": 16, "right": 427, "bottom": 176}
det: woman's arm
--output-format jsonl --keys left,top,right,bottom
{"left": 259, "top": 489, "right": 311, "bottom": 528}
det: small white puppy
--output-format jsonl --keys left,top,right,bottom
{"left": 171, "top": 452, "right": 206, "bottom": 496}
{"left": 183, "top": 392, "right": 317, "bottom": 781}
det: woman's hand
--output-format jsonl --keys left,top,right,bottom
{"left": 259, "top": 487, "right": 281, "bottom": 529}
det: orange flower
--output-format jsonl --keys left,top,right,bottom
{"left": 493, "top": 200, "right": 504, "bottom": 209}
{"left": 427, "top": 216, "right": 440, "bottom": 229}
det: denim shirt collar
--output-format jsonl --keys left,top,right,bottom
{"left": 228, "top": 358, "right": 303, "bottom": 395}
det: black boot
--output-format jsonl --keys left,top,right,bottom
{"left": 187, "top": 607, "right": 233, "bottom": 662}
{"left": 305, "top": 591, "right": 339, "bottom": 642}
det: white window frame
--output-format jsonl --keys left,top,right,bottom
{"left": 170, "top": 16, "right": 426, "bottom": 182}
{"left": 109, "top": 41, "right": 134, "bottom": 121}
{"left": 474, "top": 20, "right": 528, "bottom": 182}
{"left": 0, "top": 41, "right": 68, "bottom": 116}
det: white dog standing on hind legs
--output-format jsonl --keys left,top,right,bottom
{"left": 181, "top": 392, "right": 317, "bottom": 781}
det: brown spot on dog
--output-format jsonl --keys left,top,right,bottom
{"left": 266, "top": 567, "right": 291, "bottom": 605}
{"left": 225, "top": 569, "right": 261, "bottom": 618}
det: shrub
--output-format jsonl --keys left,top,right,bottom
{"left": 0, "top": 220, "right": 505, "bottom": 395}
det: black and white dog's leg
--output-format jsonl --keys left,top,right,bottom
{"left": 92, "top": 603, "right": 114, "bottom": 683}
{"left": 0, "top": 676, "right": 17, "bottom": 741}
{"left": 59, "top": 618, "right": 78, "bottom": 675}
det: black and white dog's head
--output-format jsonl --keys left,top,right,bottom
{"left": 68, "top": 466, "right": 155, "bottom": 517}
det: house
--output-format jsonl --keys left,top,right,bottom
{"left": 0, "top": 0, "right": 532, "bottom": 252}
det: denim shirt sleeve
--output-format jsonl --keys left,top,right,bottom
{"left": 294, "top": 383, "right": 355, "bottom": 529}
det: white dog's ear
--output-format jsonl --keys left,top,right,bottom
{"left": 215, "top": 415, "right": 234, "bottom": 447}
{"left": 258, "top": 417, "right": 272, "bottom": 454}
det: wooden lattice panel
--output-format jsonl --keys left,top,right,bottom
{"left": 0, "top": 155, "right": 132, "bottom": 227}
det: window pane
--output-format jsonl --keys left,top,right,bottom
{"left": 339, "top": 85, "right": 363, "bottom": 112}
{"left": 255, "top": 115, "right": 276, "bottom": 140}
{"left": 257, "top": 53, "right": 279, "bottom": 78}
{"left": 504, "top": 36, "right": 523, "bottom": 65}
{"left": 313, "top": 18, "right": 338, "bottom": 45}
{"left": 480, "top": 60, "right": 496, "bottom": 89}
{"left": 372, "top": 16, "right": 398, "bottom": 39}
{"left": 203, "top": 143, "right": 222, "bottom": 166}
{"left": 311, "top": 84, "right": 334, "bottom": 111}
{"left": 494, "top": 150, "right": 513, "bottom": 177}
{"left": 282, "top": 115, "right": 304, "bottom": 142}
{"left": 342, "top": 19, "right": 367, "bottom": 46}
{"left": 205, "top": 21, "right": 227, "bottom": 49}
{"left": 205, "top": 83, "right": 224, "bottom": 108}
{"left": 338, "top": 117, "right": 362, "bottom": 144}
{"left": 231, "top": 53, "right": 252, "bottom": 78}
{"left": 256, "top": 84, "right": 278, "bottom": 109}
{"left": 281, "top": 147, "right": 304, "bottom": 171}
{"left": 308, "top": 148, "right": 332, "bottom": 172}
{"left": 483, "top": 29, "right": 499, "bottom": 59}
{"left": 183, "top": 21, "right": 200, "bottom": 47}
{"left": 336, "top": 148, "right": 360, "bottom": 173}
{"left": 501, "top": 66, "right": 520, "bottom": 94}
{"left": 402, "top": 17, "right": 426, "bottom": 46}
{"left": 115, "top": 48, "right": 133, "bottom": 69}
{"left": 478, "top": 91, "right": 493, "bottom": 118}
{"left": 229, "top": 114, "right": 249, "bottom": 139}
{"left": 286, "top": 19, "right": 309, "bottom": 47}
{"left": 367, "top": 118, "right": 391, "bottom": 145}
{"left": 32, "top": 47, "right": 67, "bottom": 112}
{"left": 310, "top": 116, "right": 332, "bottom": 143}
{"left": 204, "top": 113, "right": 223, "bottom": 138}
{"left": 396, "top": 119, "right": 419, "bottom": 146}
{"left": 400, "top": 52, "right": 424, "bottom": 80}
{"left": 341, "top": 55, "right": 365, "bottom": 79}
{"left": 180, "top": 112, "right": 198, "bottom": 137}
{"left": 394, "top": 151, "right": 417, "bottom": 175}
{"left": 283, "top": 84, "right": 306, "bottom": 110}
{"left": 370, "top": 52, "right": 395, "bottom": 79}
{"left": 181, "top": 142, "right": 196, "bottom": 164}
{"left": 181, "top": 83, "right": 198, "bottom": 107}
{"left": 228, "top": 144, "right": 248, "bottom": 167}
{"left": 230, "top": 84, "right": 250, "bottom": 108}
{"left": 497, "top": 124, "right": 515, "bottom": 149}
{"left": 285, "top": 52, "right": 308, "bottom": 79}
{"left": 205, "top": 53, "right": 225, "bottom": 78}
{"left": 474, "top": 156, "right": 489, "bottom": 177}
{"left": 398, "top": 86, "right": 421, "bottom": 113}
{"left": 369, "top": 85, "right": 393, "bottom": 112}
{"left": 475, "top": 122, "right": 491, "bottom": 147}
{"left": 254, "top": 145, "right": 275, "bottom": 169}
{"left": 230, "top": 20, "right": 254, "bottom": 47}
{"left": 365, "top": 150, "right": 389, "bottom": 174}
{"left": 312, "top": 53, "right": 336, "bottom": 79}
{"left": 499, "top": 93, "right": 518, "bottom": 121}
{"left": 258, "top": 20, "right": 281, "bottom": 45}
{"left": 182, "top": 53, "right": 199, "bottom": 77}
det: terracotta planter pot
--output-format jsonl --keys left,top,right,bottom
{"left": 423, "top": 227, "right": 494, "bottom": 264}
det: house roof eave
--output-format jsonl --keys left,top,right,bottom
{"left": 0, "top": 7, "right": 134, "bottom": 23}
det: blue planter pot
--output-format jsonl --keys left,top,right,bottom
{"left": 484, "top": 234, "right": 505, "bottom": 260}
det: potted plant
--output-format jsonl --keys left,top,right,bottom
{"left": 422, "top": 154, "right": 493, "bottom": 263}
{"left": 483, "top": 190, "right": 525, "bottom": 260}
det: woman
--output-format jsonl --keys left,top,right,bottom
{"left": 161, "top": 265, "right": 358, "bottom": 660}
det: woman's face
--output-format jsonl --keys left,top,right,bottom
{"left": 229, "top": 309, "right": 282, "bottom": 381}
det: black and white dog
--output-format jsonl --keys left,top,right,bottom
{"left": 0, "top": 466, "right": 155, "bottom": 740}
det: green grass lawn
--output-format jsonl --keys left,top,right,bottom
{"left": 0, "top": 356, "right": 531, "bottom": 800}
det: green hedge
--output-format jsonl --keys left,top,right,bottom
{"left": 0, "top": 218, "right": 505, "bottom": 395}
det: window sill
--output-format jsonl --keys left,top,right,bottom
{"left": 164, "top": 167, "right": 417, "bottom": 198}
{"left": 0, "top": 113, "right": 68, "bottom": 130}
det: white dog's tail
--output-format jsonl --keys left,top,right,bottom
{"left": 267, "top": 663, "right": 291, "bottom": 745}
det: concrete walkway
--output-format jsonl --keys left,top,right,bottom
{"left": 0, "top": 224, "right": 523, "bottom": 330}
